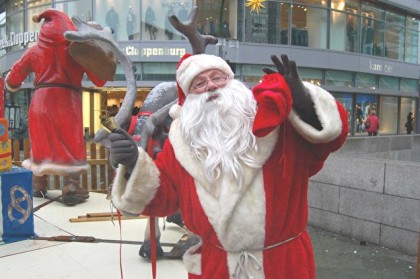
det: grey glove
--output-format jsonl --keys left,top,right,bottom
{"left": 109, "top": 128, "right": 139, "bottom": 173}
{"left": 263, "top": 54, "right": 322, "bottom": 130}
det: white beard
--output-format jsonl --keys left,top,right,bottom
{"left": 180, "top": 79, "right": 261, "bottom": 185}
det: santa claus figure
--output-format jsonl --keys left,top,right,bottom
{"left": 5, "top": 9, "right": 106, "bottom": 205}
{"left": 109, "top": 53, "right": 349, "bottom": 278}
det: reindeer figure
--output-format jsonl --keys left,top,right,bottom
{"left": 133, "top": 6, "right": 220, "bottom": 259}
{"left": 66, "top": 6, "right": 221, "bottom": 259}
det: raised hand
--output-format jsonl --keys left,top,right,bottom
{"left": 263, "top": 54, "right": 322, "bottom": 130}
{"left": 109, "top": 128, "right": 139, "bottom": 172}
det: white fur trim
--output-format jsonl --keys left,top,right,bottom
{"left": 169, "top": 103, "right": 181, "bottom": 119}
{"left": 195, "top": 171, "right": 266, "bottom": 252}
{"left": 168, "top": 119, "right": 278, "bottom": 189}
{"left": 288, "top": 81, "right": 342, "bottom": 144}
{"left": 182, "top": 240, "right": 203, "bottom": 275}
{"left": 111, "top": 148, "right": 160, "bottom": 215}
{"left": 169, "top": 119, "right": 273, "bottom": 254}
{"left": 176, "top": 54, "right": 234, "bottom": 95}
{"left": 5, "top": 72, "right": 21, "bottom": 92}
{"left": 22, "top": 159, "right": 89, "bottom": 176}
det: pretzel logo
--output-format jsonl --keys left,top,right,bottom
{"left": 8, "top": 185, "right": 32, "bottom": 225}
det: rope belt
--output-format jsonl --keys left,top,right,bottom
{"left": 213, "top": 232, "right": 303, "bottom": 279}
{"left": 35, "top": 82, "right": 81, "bottom": 92}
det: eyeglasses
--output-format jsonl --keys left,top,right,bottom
{"left": 192, "top": 75, "right": 229, "bottom": 90}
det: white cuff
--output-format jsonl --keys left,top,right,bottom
{"left": 288, "top": 81, "right": 343, "bottom": 144}
{"left": 111, "top": 148, "right": 160, "bottom": 214}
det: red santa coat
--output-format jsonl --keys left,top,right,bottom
{"left": 112, "top": 74, "right": 348, "bottom": 279}
{"left": 5, "top": 10, "right": 105, "bottom": 176}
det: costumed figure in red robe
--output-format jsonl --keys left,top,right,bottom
{"left": 108, "top": 53, "right": 349, "bottom": 278}
{"left": 5, "top": 9, "right": 106, "bottom": 205}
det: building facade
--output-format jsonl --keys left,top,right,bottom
{"left": 0, "top": 0, "right": 419, "bottom": 139}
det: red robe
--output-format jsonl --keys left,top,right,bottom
{"left": 6, "top": 38, "right": 105, "bottom": 176}
{"left": 112, "top": 74, "right": 348, "bottom": 278}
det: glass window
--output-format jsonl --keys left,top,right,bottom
{"left": 0, "top": 9, "right": 5, "bottom": 57}
{"left": 378, "top": 76, "right": 398, "bottom": 91}
{"left": 27, "top": 5, "right": 51, "bottom": 33}
{"left": 140, "top": 0, "right": 193, "bottom": 41}
{"left": 361, "top": 18, "right": 384, "bottom": 56}
{"left": 244, "top": 3, "right": 269, "bottom": 43}
{"left": 196, "top": 0, "right": 234, "bottom": 40}
{"left": 294, "top": 0, "right": 327, "bottom": 7}
{"left": 96, "top": 0, "right": 142, "bottom": 41}
{"left": 330, "top": 11, "right": 359, "bottom": 53}
{"left": 27, "top": 0, "right": 51, "bottom": 8}
{"left": 325, "top": 70, "right": 353, "bottom": 87}
{"left": 265, "top": 1, "right": 287, "bottom": 44}
{"left": 5, "top": 11, "right": 23, "bottom": 52}
{"left": 300, "top": 68, "right": 323, "bottom": 86}
{"left": 355, "top": 94, "right": 377, "bottom": 134}
{"left": 400, "top": 78, "right": 418, "bottom": 93}
{"left": 142, "top": 62, "right": 177, "bottom": 81}
{"left": 384, "top": 11, "right": 405, "bottom": 60}
{"left": 6, "top": 0, "right": 24, "bottom": 14}
{"left": 291, "top": 5, "right": 327, "bottom": 49}
{"left": 330, "top": 0, "right": 359, "bottom": 13}
{"left": 242, "top": 64, "right": 264, "bottom": 84}
{"left": 400, "top": 97, "right": 416, "bottom": 134}
{"left": 244, "top": 1, "right": 288, "bottom": 44}
{"left": 361, "top": 1, "right": 384, "bottom": 21}
{"left": 378, "top": 96, "right": 398, "bottom": 135}
{"left": 279, "top": 3, "right": 289, "bottom": 45}
{"left": 55, "top": 0, "right": 93, "bottom": 23}
{"left": 355, "top": 72, "right": 376, "bottom": 89}
{"left": 405, "top": 17, "right": 419, "bottom": 64}
{"left": 332, "top": 92, "right": 352, "bottom": 134}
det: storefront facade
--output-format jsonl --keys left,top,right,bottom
{"left": 0, "top": 0, "right": 419, "bottom": 139}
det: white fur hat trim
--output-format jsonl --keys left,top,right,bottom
{"left": 176, "top": 54, "right": 234, "bottom": 95}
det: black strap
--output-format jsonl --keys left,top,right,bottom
{"left": 35, "top": 83, "right": 80, "bottom": 92}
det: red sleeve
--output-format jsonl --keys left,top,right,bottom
{"left": 252, "top": 73, "right": 293, "bottom": 137}
{"left": 141, "top": 140, "right": 181, "bottom": 217}
{"left": 307, "top": 101, "right": 349, "bottom": 176}
{"left": 85, "top": 70, "right": 106, "bottom": 87}
{"left": 6, "top": 50, "right": 34, "bottom": 89}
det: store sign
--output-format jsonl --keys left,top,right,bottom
{"left": 369, "top": 60, "right": 393, "bottom": 73}
{"left": 0, "top": 31, "right": 39, "bottom": 50}
{"left": 124, "top": 46, "right": 186, "bottom": 58}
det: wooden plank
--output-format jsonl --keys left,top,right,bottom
{"left": 87, "top": 159, "right": 109, "bottom": 165}
{"left": 81, "top": 172, "right": 88, "bottom": 188}
{"left": 12, "top": 140, "right": 20, "bottom": 161}
{"left": 99, "top": 146, "right": 106, "bottom": 190}
{"left": 23, "top": 139, "right": 30, "bottom": 159}
{"left": 86, "top": 212, "right": 115, "bottom": 218}
{"left": 106, "top": 149, "right": 115, "bottom": 191}
{"left": 10, "top": 140, "right": 114, "bottom": 192}
{"left": 69, "top": 215, "right": 146, "bottom": 223}
{"left": 90, "top": 143, "right": 97, "bottom": 190}
{"left": 53, "top": 175, "right": 60, "bottom": 190}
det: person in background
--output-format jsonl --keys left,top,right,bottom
{"left": 364, "top": 110, "right": 380, "bottom": 136}
{"left": 405, "top": 112, "right": 414, "bottom": 134}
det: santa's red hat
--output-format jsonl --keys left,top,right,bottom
{"left": 170, "top": 53, "right": 234, "bottom": 119}
{"left": 32, "top": 9, "right": 76, "bottom": 44}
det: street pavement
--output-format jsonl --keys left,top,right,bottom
{"left": 0, "top": 191, "right": 417, "bottom": 279}
{"left": 309, "top": 226, "right": 417, "bottom": 279}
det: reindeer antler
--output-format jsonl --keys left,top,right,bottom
{"left": 169, "top": 6, "right": 218, "bottom": 54}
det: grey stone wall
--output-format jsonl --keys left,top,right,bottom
{"left": 308, "top": 135, "right": 420, "bottom": 256}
